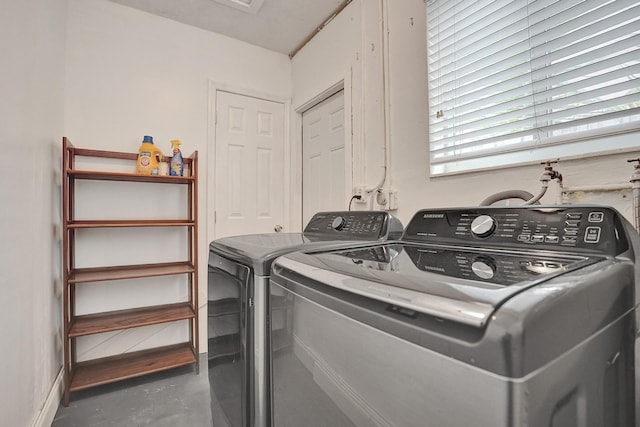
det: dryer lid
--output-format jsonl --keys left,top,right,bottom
{"left": 209, "top": 210, "right": 403, "bottom": 275}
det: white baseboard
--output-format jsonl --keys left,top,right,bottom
{"left": 31, "top": 368, "right": 63, "bottom": 427}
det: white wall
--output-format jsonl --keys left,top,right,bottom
{"left": 291, "top": 0, "right": 398, "bottom": 227}
{"left": 292, "top": 0, "right": 639, "bottom": 227}
{"left": 0, "top": 0, "right": 67, "bottom": 426}
{"left": 289, "top": 0, "right": 362, "bottom": 230}
{"left": 64, "top": 0, "right": 291, "bottom": 357}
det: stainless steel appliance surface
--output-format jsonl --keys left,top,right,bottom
{"left": 270, "top": 205, "right": 639, "bottom": 427}
{"left": 207, "top": 211, "right": 403, "bottom": 427}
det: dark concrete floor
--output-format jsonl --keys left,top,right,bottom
{"left": 51, "top": 351, "right": 352, "bottom": 426}
{"left": 52, "top": 354, "right": 213, "bottom": 427}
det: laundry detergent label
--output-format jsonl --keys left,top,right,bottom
{"left": 139, "top": 153, "right": 151, "bottom": 166}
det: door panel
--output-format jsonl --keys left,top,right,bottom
{"left": 302, "top": 90, "right": 346, "bottom": 226}
{"left": 215, "top": 91, "right": 285, "bottom": 238}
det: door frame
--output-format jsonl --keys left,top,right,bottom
{"left": 207, "top": 80, "right": 291, "bottom": 242}
{"left": 294, "top": 73, "right": 353, "bottom": 230}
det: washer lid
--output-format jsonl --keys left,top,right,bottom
{"left": 274, "top": 243, "right": 598, "bottom": 327}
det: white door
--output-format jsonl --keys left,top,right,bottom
{"left": 214, "top": 90, "right": 285, "bottom": 238}
{"left": 302, "top": 90, "right": 346, "bottom": 226}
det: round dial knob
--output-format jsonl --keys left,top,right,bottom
{"left": 471, "top": 257, "right": 496, "bottom": 280}
{"left": 331, "top": 216, "right": 346, "bottom": 231}
{"left": 471, "top": 215, "right": 496, "bottom": 238}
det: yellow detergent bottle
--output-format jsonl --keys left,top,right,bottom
{"left": 136, "top": 135, "right": 163, "bottom": 175}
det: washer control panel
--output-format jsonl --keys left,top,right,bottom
{"left": 304, "top": 211, "right": 403, "bottom": 241}
{"left": 403, "top": 206, "right": 627, "bottom": 255}
{"left": 403, "top": 246, "right": 575, "bottom": 286}
{"left": 332, "top": 244, "right": 581, "bottom": 286}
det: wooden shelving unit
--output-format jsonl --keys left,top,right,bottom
{"left": 61, "top": 137, "right": 199, "bottom": 405}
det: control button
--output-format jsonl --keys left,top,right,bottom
{"left": 565, "top": 220, "right": 581, "bottom": 227}
{"left": 524, "top": 260, "right": 557, "bottom": 274}
{"left": 584, "top": 226, "right": 601, "bottom": 243}
{"left": 588, "top": 212, "right": 604, "bottom": 223}
{"left": 564, "top": 228, "right": 579, "bottom": 236}
{"left": 545, "top": 235, "right": 559, "bottom": 243}
{"left": 562, "top": 236, "right": 577, "bottom": 245}
{"left": 471, "top": 257, "right": 496, "bottom": 280}
{"left": 545, "top": 262, "right": 561, "bottom": 269}
{"left": 531, "top": 235, "right": 545, "bottom": 243}
{"left": 471, "top": 215, "right": 497, "bottom": 238}
{"left": 517, "top": 234, "right": 530, "bottom": 242}
{"left": 566, "top": 212, "right": 583, "bottom": 220}
{"left": 331, "top": 216, "right": 346, "bottom": 231}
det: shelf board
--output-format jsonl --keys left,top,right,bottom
{"left": 70, "top": 342, "right": 196, "bottom": 392}
{"left": 68, "top": 169, "right": 194, "bottom": 184}
{"left": 208, "top": 298, "right": 240, "bottom": 317}
{"left": 67, "top": 219, "right": 194, "bottom": 228}
{"left": 69, "top": 262, "right": 195, "bottom": 284}
{"left": 208, "top": 333, "right": 240, "bottom": 360}
{"left": 69, "top": 303, "right": 195, "bottom": 337}
{"left": 70, "top": 147, "right": 195, "bottom": 165}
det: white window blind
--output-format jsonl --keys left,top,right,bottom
{"left": 427, "top": 0, "right": 640, "bottom": 175}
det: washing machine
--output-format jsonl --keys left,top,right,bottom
{"left": 207, "top": 211, "right": 403, "bottom": 427}
{"left": 270, "top": 205, "right": 639, "bottom": 427}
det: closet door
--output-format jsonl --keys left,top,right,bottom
{"left": 215, "top": 90, "right": 285, "bottom": 238}
{"left": 302, "top": 90, "right": 346, "bottom": 226}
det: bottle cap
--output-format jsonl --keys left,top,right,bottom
{"left": 143, "top": 135, "right": 153, "bottom": 143}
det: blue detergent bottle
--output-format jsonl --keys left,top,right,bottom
{"left": 169, "top": 140, "right": 184, "bottom": 176}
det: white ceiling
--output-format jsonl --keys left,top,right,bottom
{"left": 107, "top": 0, "right": 348, "bottom": 56}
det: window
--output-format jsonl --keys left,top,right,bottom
{"left": 427, "top": 0, "right": 640, "bottom": 176}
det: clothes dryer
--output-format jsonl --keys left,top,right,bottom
{"left": 270, "top": 206, "right": 639, "bottom": 427}
{"left": 208, "top": 211, "right": 402, "bottom": 427}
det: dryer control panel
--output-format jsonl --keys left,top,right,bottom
{"left": 304, "top": 211, "right": 403, "bottom": 241}
{"left": 403, "top": 206, "right": 629, "bottom": 256}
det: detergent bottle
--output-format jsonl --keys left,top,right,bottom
{"left": 136, "top": 135, "right": 163, "bottom": 175}
{"left": 169, "top": 139, "right": 184, "bottom": 176}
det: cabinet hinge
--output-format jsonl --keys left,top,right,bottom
{"left": 248, "top": 297, "right": 254, "bottom": 308}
